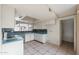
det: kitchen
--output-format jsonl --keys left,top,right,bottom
{"left": 0, "top": 4, "right": 78, "bottom": 55}
{"left": 0, "top": 4, "right": 48, "bottom": 55}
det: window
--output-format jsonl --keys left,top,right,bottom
{"left": 28, "top": 24, "right": 33, "bottom": 31}
{"left": 20, "top": 23, "right": 29, "bottom": 31}
{"left": 14, "top": 24, "right": 20, "bottom": 31}
{"left": 14, "top": 22, "right": 33, "bottom": 31}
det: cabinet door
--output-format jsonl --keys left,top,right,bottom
{"left": 25, "top": 34, "right": 30, "bottom": 42}
{"left": 0, "top": 45, "right": 1, "bottom": 55}
{"left": 0, "top": 29, "right": 2, "bottom": 54}
{"left": 30, "top": 33, "right": 34, "bottom": 41}
{"left": 2, "top": 5, "right": 15, "bottom": 28}
{"left": 0, "top": 5, "right": 2, "bottom": 55}
{"left": 0, "top": 5, "right": 2, "bottom": 44}
{"left": 34, "top": 34, "right": 37, "bottom": 40}
{"left": 0, "top": 5, "right": 1, "bottom": 27}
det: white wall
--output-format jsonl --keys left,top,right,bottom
{"left": 34, "top": 19, "right": 56, "bottom": 29}
{"left": 34, "top": 19, "right": 60, "bottom": 46}
{"left": 47, "top": 20, "right": 60, "bottom": 46}
{"left": 61, "top": 19, "right": 74, "bottom": 42}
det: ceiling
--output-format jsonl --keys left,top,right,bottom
{"left": 48, "top": 4, "right": 76, "bottom": 17}
{"left": 6, "top": 4, "right": 77, "bottom": 21}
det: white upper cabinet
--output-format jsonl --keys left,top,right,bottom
{"left": 0, "top": 5, "right": 1, "bottom": 27}
{"left": 1, "top": 5, "right": 15, "bottom": 28}
{"left": 0, "top": 5, "right": 2, "bottom": 54}
{"left": 0, "top": 5, "right": 2, "bottom": 44}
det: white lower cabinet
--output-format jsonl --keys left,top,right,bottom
{"left": 2, "top": 40, "right": 23, "bottom": 55}
{"left": 34, "top": 34, "right": 47, "bottom": 43}
{"left": 30, "top": 33, "right": 34, "bottom": 41}
{"left": 0, "top": 47, "right": 1, "bottom": 54}
{"left": 42, "top": 35, "right": 47, "bottom": 43}
{"left": 25, "top": 34, "right": 30, "bottom": 42}
{"left": 25, "top": 33, "right": 47, "bottom": 43}
{"left": 25, "top": 33, "right": 34, "bottom": 42}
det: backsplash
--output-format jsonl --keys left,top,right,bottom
{"left": 2, "top": 28, "right": 14, "bottom": 38}
{"left": 2, "top": 28, "right": 47, "bottom": 39}
{"left": 33, "top": 29, "right": 47, "bottom": 34}
{"left": 2, "top": 28, "right": 14, "bottom": 32}
{"left": 2, "top": 28, "right": 47, "bottom": 34}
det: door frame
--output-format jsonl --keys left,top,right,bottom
{"left": 58, "top": 15, "right": 77, "bottom": 54}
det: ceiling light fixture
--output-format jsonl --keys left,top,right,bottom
{"left": 47, "top": 4, "right": 58, "bottom": 18}
{"left": 49, "top": 8, "right": 52, "bottom": 12}
{"left": 19, "top": 16, "right": 23, "bottom": 18}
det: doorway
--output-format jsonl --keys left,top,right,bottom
{"left": 61, "top": 19, "right": 74, "bottom": 47}
{"left": 59, "top": 16, "right": 76, "bottom": 54}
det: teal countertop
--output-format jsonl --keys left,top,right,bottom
{"left": 2, "top": 35, "right": 23, "bottom": 44}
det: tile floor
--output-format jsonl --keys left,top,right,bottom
{"left": 24, "top": 40, "right": 75, "bottom": 55}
